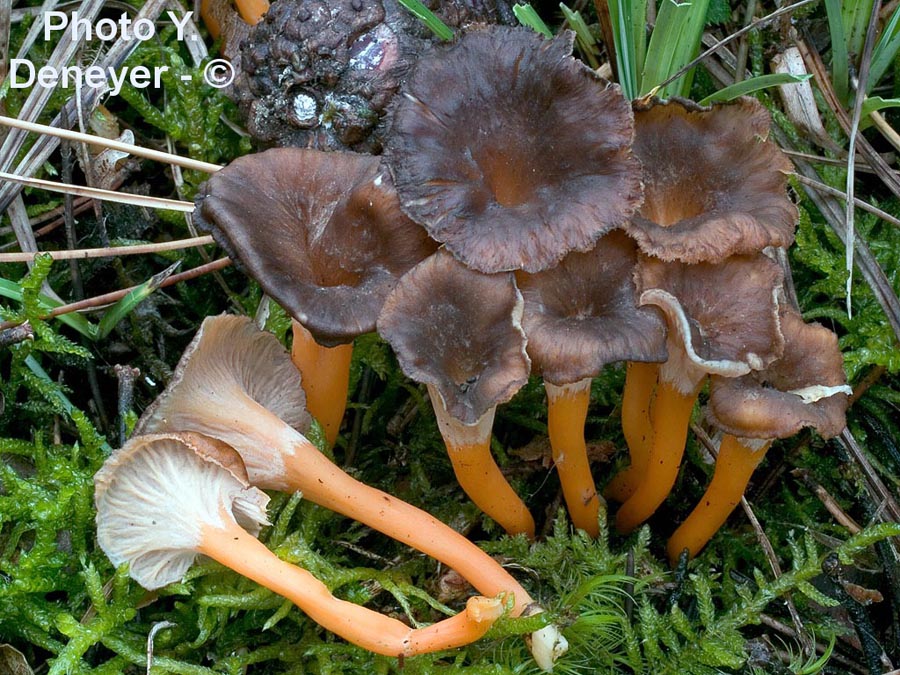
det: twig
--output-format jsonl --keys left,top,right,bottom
{"left": 0, "top": 258, "right": 232, "bottom": 331}
{"left": 741, "top": 495, "right": 815, "bottom": 656}
{"left": 114, "top": 365, "right": 140, "bottom": 447}
{"left": 822, "top": 554, "right": 890, "bottom": 675}
{"left": 0, "top": 170, "right": 195, "bottom": 212}
{"left": 839, "top": 427, "right": 900, "bottom": 524}
{"left": 0, "top": 321, "right": 33, "bottom": 348}
{"left": 790, "top": 468, "right": 862, "bottom": 533}
{"left": 0, "top": 236, "right": 214, "bottom": 263}
{"left": 849, "top": 365, "right": 887, "bottom": 406}
{"left": 869, "top": 110, "right": 900, "bottom": 155}
{"left": 782, "top": 149, "right": 891, "bottom": 174}
{"left": 794, "top": 174, "right": 900, "bottom": 229}
{"left": 0, "top": 114, "right": 222, "bottom": 174}
{"left": 691, "top": 424, "right": 815, "bottom": 655}
{"left": 760, "top": 614, "right": 868, "bottom": 673}
{"left": 733, "top": 0, "right": 758, "bottom": 83}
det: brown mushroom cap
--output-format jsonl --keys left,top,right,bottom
{"left": 707, "top": 308, "right": 850, "bottom": 439}
{"left": 94, "top": 432, "right": 270, "bottom": 590}
{"left": 377, "top": 249, "right": 530, "bottom": 424}
{"left": 135, "top": 314, "right": 311, "bottom": 489}
{"left": 637, "top": 253, "right": 785, "bottom": 389}
{"left": 623, "top": 97, "right": 797, "bottom": 264}
{"left": 383, "top": 26, "right": 642, "bottom": 274}
{"left": 519, "top": 231, "right": 667, "bottom": 385}
{"left": 194, "top": 148, "right": 437, "bottom": 346}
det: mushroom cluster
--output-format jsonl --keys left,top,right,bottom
{"left": 190, "top": 22, "right": 850, "bottom": 604}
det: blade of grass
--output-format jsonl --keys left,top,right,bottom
{"left": 513, "top": 3, "right": 554, "bottom": 38}
{"left": 842, "top": 0, "right": 876, "bottom": 56}
{"left": 607, "top": 0, "right": 647, "bottom": 98}
{"left": 0, "top": 278, "right": 96, "bottom": 339}
{"left": 396, "top": 0, "right": 454, "bottom": 41}
{"left": 560, "top": 3, "right": 601, "bottom": 69}
{"left": 868, "top": 4, "right": 900, "bottom": 92}
{"left": 640, "top": 0, "right": 711, "bottom": 98}
{"left": 655, "top": 0, "right": 817, "bottom": 93}
{"left": 699, "top": 72, "right": 811, "bottom": 103}
{"left": 95, "top": 262, "right": 181, "bottom": 339}
{"left": 824, "top": 0, "right": 849, "bottom": 102}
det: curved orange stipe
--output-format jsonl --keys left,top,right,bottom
{"left": 200, "top": 517, "right": 502, "bottom": 656}
{"left": 291, "top": 320, "right": 353, "bottom": 447}
{"left": 606, "top": 362, "right": 659, "bottom": 503}
{"left": 279, "top": 434, "right": 536, "bottom": 616}
{"left": 447, "top": 437, "right": 536, "bottom": 538}
{"left": 615, "top": 380, "right": 701, "bottom": 534}
{"left": 546, "top": 381, "right": 600, "bottom": 537}
{"left": 667, "top": 435, "right": 770, "bottom": 563}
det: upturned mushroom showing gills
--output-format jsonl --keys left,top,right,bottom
{"left": 194, "top": 148, "right": 436, "bottom": 446}
{"left": 518, "top": 231, "right": 667, "bottom": 536}
{"left": 378, "top": 249, "right": 535, "bottom": 537}
{"left": 623, "top": 97, "right": 798, "bottom": 264}
{"left": 667, "top": 307, "right": 851, "bottom": 562}
{"left": 384, "top": 25, "right": 641, "bottom": 274}
{"left": 95, "top": 431, "right": 505, "bottom": 657}
{"left": 136, "top": 315, "right": 567, "bottom": 670}
{"left": 613, "top": 253, "right": 786, "bottom": 534}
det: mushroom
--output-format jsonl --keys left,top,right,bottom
{"left": 194, "top": 147, "right": 436, "bottom": 446}
{"left": 666, "top": 307, "right": 850, "bottom": 562}
{"left": 383, "top": 25, "right": 641, "bottom": 273}
{"left": 377, "top": 249, "right": 535, "bottom": 537}
{"left": 622, "top": 97, "right": 797, "bottom": 264}
{"left": 613, "top": 253, "right": 786, "bottom": 534}
{"left": 135, "top": 314, "right": 567, "bottom": 669}
{"left": 95, "top": 431, "right": 504, "bottom": 656}
{"left": 518, "top": 231, "right": 667, "bottom": 536}
{"left": 607, "top": 96, "right": 798, "bottom": 507}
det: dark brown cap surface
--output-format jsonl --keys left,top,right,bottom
{"left": 384, "top": 26, "right": 641, "bottom": 273}
{"left": 707, "top": 308, "right": 850, "bottom": 439}
{"left": 519, "top": 231, "right": 667, "bottom": 385}
{"left": 377, "top": 249, "right": 530, "bottom": 424}
{"left": 624, "top": 98, "right": 797, "bottom": 264}
{"left": 637, "top": 253, "right": 785, "bottom": 374}
{"left": 194, "top": 148, "right": 436, "bottom": 346}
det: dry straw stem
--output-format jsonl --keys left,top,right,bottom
{"left": 0, "top": 115, "right": 223, "bottom": 174}
{"left": 0, "top": 171, "right": 196, "bottom": 214}
{"left": 0, "top": 236, "right": 214, "bottom": 263}
{"left": 0, "top": 258, "right": 232, "bottom": 331}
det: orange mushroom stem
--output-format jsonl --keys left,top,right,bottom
{"left": 429, "top": 385, "right": 536, "bottom": 538}
{"left": 545, "top": 379, "right": 600, "bottom": 536}
{"left": 201, "top": 512, "right": 504, "bottom": 656}
{"left": 136, "top": 316, "right": 568, "bottom": 670}
{"left": 291, "top": 320, "right": 353, "bottom": 447}
{"left": 605, "top": 361, "right": 659, "bottom": 503}
{"left": 96, "top": 432, "right": 502, "bottom": 658}
{"left": 666, "top": 435, "right": 770, "bottom": 563}
{"left": 667, "top": 307, "right": 852, "bottom": 561}
{"left": 615, "top": 377, "right": 703, "bottom": 534}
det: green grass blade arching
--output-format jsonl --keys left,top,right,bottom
{"left": 640, "top": 0, "right": 711, "bottom": 98}
{"left": 514, "top": 3, "right": 554, "bottom": 38}
{"left": 607, "top": 0, "right": 647, "bottom": 98}
{"left": 824, "top": 0, "right": 849, "bottom": 102}
{"left": 699, "top": 72, "right": 811, "bottom": 104}
{"left": 867, "top": 4, "right": 900, "bottom": 93}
